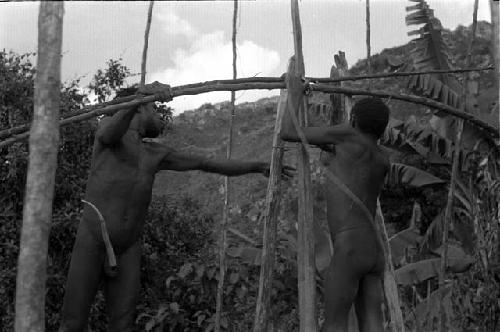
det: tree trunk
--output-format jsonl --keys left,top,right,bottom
{"left": 14, "top": 2, "right": 64, "bottom": 332}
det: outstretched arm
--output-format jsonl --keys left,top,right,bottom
{"left": 162, "top": 149, "right": 265, "bottom": 176}
{"left": 143, "top": 138, "right": 293, "bottom": 178}
{"left": 280, "top": 75, "right": 355, "bottom": 146}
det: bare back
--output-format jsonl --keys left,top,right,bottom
{"left": 320, "top": 132, "right": 389, "bottom": 236}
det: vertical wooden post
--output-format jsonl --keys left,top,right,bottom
{"left": 438, "top": 1, "right": 479, "bottom": 331}
{"left": 491, "top": 0, "right": 499, "bottom": 96}
{"left": 253, "top": 84, "right": 289, "bottom": 332}
{"left": 215, "top": 1, "right": 238, "bottom": 330}
{"left": 290, "top": 1, "right": 317, "bottom": 331}
{"left": 329, "top": 64, "right": 342, "bottom": 125}
{"left": 375, "top": 201, "right": 405, "bottom": 332}
{"left": 14, "top": 2, "right": 64, "bottom": 332}
{"left": 365, "top": 0, "right": 371, "bottom": 76}
{"left": 140, "top": 1, "right": 154, "bottom": 87}
{"left": 334, "top": 52, "right": 352, "bottom": 121}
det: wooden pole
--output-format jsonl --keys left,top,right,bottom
{"left": 14, "top": 3, "right": 64, "bottom": 331}
{"left": 1, "top": 63, "right": 491, "bottom": 142}
{"left": 365, "top": 0, "right": 371, "bottom": 77}
{"left": 438, "top": 1, "right": 479, "bottom": 331}
{"left": 140, "top": 1, "right": 154, "bottom": 87}
{"left": 334, "top": 51, "right": 353, "bottom": 121}
{"left": 329, "top": 62, "right": 342, "bottom": 125}
{"left": 290, "top": 1, "right": 317, "bottom": 331}
{"left": 376, "top": 201, "right": 405, "bottom": 332}
{"left": 253, "top": 87, "right": 288, "bottom": 332}
{"left": 215, "top": 1, "right": 238, "bottom": 330}
{"left": 1, "top": 81, "right": 498, "bottom": 149}
{"left": 490, "top": 0, "right": 499, "bottom": 100}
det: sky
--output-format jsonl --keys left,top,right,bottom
{"left": 0, "top": 0, "right": 492, "bottom": 114}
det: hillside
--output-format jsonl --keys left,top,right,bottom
{"left": 152, "top": 21, "right": 498, "bottom": 240}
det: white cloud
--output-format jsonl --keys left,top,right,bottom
{"left": 149, "top": 30, "right": 281, "bottom": 113}
{"left": 154, "top": 9, "right": 197, "bottom": 38}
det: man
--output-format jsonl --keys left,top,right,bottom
{"left": 59, "top": 82, "right": 293, "bottom": 331}
{"left": 280, "top": 75, "right": 389, "bottom": 332}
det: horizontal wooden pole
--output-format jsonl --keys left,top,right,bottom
{"left": 307, "top": 65, "right": 494, "bottom": 83}
{"left": 1, "top": 78, "right": 498, "bottom": 148}
{"left": 0, "top": 66, "right": 492, "bottom": 140}
{"left": 310, "top": 84, "right": 498, "bottom": 138}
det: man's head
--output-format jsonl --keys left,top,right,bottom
{"left": 349, "top": 97, "right": 390, "bottom": 139}
{"left": 114, "top": 86, "right": 165, "bottom": 138}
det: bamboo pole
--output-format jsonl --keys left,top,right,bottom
{"left": 1, "top": 81, "right": 498, "bottom": 149}
{"left": 215, "top": 1, "right": 238, "bottom": 330}
{"left": 14, "top": 3, "right": 64, "bottom": 331}
{"left": 438, "top": 1, "right": 479, "bottom": 331}
{"left": 253, "top": 87, "right": 288, "bottom": 332}
{"left": 290, "top": 1, "right": 317, "bottom": 331}
{"left": 140, "top": 1, "right": 154, "bottom": 87}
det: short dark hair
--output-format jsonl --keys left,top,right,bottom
{"left": 114, "top": 85, "right": 138, "bottom": 99}
{"left": 351, "top": 97, "right": 390, "bottom": 138}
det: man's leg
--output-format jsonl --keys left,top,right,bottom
{"left": 104, "top": 241, "right": 141, "bottom": 332}
{"left": 322, "top": 250, "right": 361, "bottom": 332}
{"left": 59, "top": 225, "right": 104, "bottom": 332}
{"left": 354, "top": 273, "right": 384, "bottom": 332}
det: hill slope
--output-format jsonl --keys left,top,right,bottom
{"left": 152, "top": 21, "right": 498, "bottom": 239}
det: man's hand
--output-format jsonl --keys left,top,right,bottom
{"left": 142, "top": 137, "right": 168, "bottom": 145}
{"left": 260, "top": 162, "right": 295, "bottom": 180}
{"left": 138, "top": 81, "right": 173, "bottom": 102}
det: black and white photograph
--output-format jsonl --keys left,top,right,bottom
{"left": 0, "top": 0, "right": 499, "bottom": 331}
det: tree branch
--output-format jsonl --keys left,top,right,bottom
{"left": 1, "top": 76, "right": 498, "bottom": 149}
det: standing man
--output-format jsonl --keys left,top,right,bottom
{"left": 59, "top": 82, "right": 293, "bottom": 331}
{"left": 280, "top": 75, "right": 389, "bottom": 332}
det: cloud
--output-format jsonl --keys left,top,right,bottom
{"left": 149, "top": 30, "right": 280, "bottom": 113}
{"left": 154, "top": 9, "right": 197, "bottom": 38}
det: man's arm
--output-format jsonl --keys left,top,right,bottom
{"left": 159, "top": 149, "right": 266, "bottom": 176}
{"left": 96, "top": 107, "right": 138, "bottom": 146}
{"left": 280, "top": 75, "right": 355, "bottom": 146}
{"left": 96, "top": 81, "right": 172, "bottom": 146}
